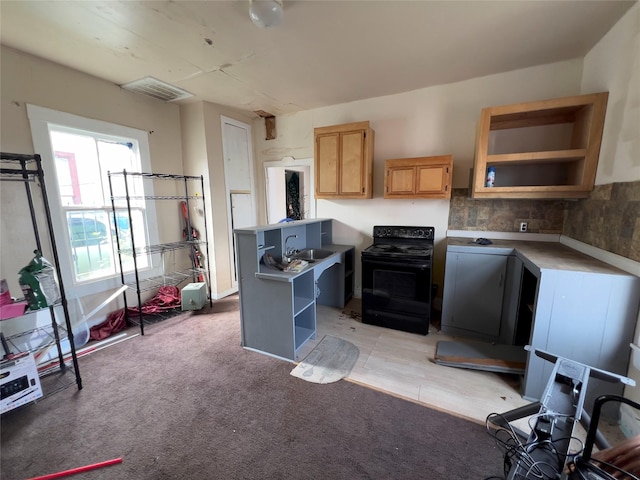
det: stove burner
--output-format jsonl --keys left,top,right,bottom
{"left": 374, "top": 245, "right": 396, "bottom": 251}
{"left": 363, "top": 243, "right": 433, "bottom": 258}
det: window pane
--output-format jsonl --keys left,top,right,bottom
{"left": 51, "top": 131, "right": 103, "bottom": 207}
{"left": 67, "top": 210, "right": 115, "bottom": 282}
{"left": 49, "top": 127, "right": 148, "bottom": 284}
{"left": 97, "top": 140, "right": 142, "bottom": 202}
{"left": 111, "top": 209, "right": 149, "bottom": 271}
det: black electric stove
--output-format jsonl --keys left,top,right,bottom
{"left": 361, "top": 226, "right": 434, "bottom": 335}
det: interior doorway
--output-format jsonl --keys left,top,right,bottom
{"left": 265, "top": 157, "right": 315, "bottom": 224}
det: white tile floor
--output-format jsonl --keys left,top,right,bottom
{"left": 300, "top": 299, "right": 627, "bottom": 447}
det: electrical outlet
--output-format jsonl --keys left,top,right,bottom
{"left": 520, "top": 222, "right": 528, "bottom": 232}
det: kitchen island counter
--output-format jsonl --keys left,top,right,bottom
{"left": 235, "top": 219, "right": 355, "bottom": 361}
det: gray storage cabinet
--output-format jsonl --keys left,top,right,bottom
{"left": 522, "top": 263, "right": 640, "bottom": 412}
{"left": 441, "top": 238, "right": 640, "bottom": 413}
{"left": 235, "top": 219, "right": 354, "bottom": 361}
{"left": 441, "top": 249, "right": 509, "bottom": 341}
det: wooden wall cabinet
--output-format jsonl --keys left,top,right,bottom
{"left": 384, "top": 155, "right": 452, "bottom": 199}
{"left": 314, "top": 121, "right": 374, "bottom": 199}
{"left": 471, "top": 92, "right": 608, "bottom": 199}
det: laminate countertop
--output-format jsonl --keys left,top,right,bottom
{"left": 446, "top": 237, "right": 635, "bottom": 276}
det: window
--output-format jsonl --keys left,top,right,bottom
{"left": 27, "top": 105, "right": 158, "bottom": 297}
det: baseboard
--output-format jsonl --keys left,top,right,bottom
{"left": 211, "top": 287, "right": 238, "bottom": 300}
{"left": 620, "top": 402, "right": 640, "bottom": 438}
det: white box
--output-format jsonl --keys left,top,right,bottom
{"left": 181, "top": 282, "right": 207, "bottom": 311}
{"left": 1, "top": 353, "right": 43, "bottom": 413}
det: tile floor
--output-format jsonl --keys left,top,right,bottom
{"left": 300, "top": 299, "right": 627, "bottom": 447}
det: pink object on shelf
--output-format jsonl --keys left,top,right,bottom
{"left": 0, "top": 301, "right": 28, "bottom": 320}
{"left": 0, "top": 279, "right": 11, "bottom": 306}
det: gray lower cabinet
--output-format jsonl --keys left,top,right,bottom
{"left": 441, "top": 249, "right": 510, "bottom": 341}
{"left": 442, "top": 238, "right": 640, "bottom": 416}
{"left": 234, "top": 218, "right": 354, "bottom": 361}
{"left": 521, "top": 263, "right": 640, "bottom": 414}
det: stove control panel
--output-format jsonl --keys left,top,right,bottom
{"left": 373, "top": 226, "right": 434, "bottom": 240}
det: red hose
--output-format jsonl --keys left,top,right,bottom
{"left": 26, "top": 457, "right": 122, "bottom": 480}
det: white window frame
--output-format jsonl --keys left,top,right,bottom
{"left": 27, "top": 104, "right": 160, "bottom": 298}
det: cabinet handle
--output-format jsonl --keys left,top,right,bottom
{"left": 498, "top": 272, "right": 504, "bottom": 287}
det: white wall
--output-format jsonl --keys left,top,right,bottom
{"left": 180, "top": 101, "right": 255, "bottom": 298}
{"left": 0, "top": 45, "right": 183, "bottom": 318}
{"left": 581, "top": 3, "right": 640, "bottom": 428}
{"left": 252, "top": 60, "right": 584, "bottom": 295}
{"left": 581, "top": 3, "right": 640, "bottom": 185}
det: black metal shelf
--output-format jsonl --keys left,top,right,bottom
{"left": 108, "top": 169, "right": 213, "bottom": 335}
{"left": 0, "top": 152, "right": 83, "bottom": 404}
{"left": 4, "top": 322, "right": 69, "bottom": 356}
{"left": 123, "top": 268, "right": 203, "bottom": 293}
{"left": 107, "top": 171, "right": 202, "bottom": 181}
{"left": 118, "top": 239, "right": 207, "bottom": 256}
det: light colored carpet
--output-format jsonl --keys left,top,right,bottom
{"left": 290, "top": 334, "right": 359, "bottom": 384}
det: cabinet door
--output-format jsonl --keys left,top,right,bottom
{"left": 444, "top": 252, "right": 507, "bottom": 338}
{"left": 340, "top": 130, "right": 366, "bottom": 195}
{"left": 315, "top": 121, "right": 373, "bottom": 199}
{"left": 416, "top": 165, "right": 447, "bottom": 195}
{"left": 386, "top": 166, "right": 416, "bottom": 195}
{"left": 315, "top": 133, "right": 340, "bottom": 196}
{"left": 384, "top": 155, "right": 452, "bottom": 199}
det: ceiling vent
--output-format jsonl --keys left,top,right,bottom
{"left": 121, "top": 76, "right": 193, "bottom": 102}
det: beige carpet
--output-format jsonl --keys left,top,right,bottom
{"left": 290, "top": 334, "right": 359, "bottom": 384}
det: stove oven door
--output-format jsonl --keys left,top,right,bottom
{"left": 361, "top": 256, "right": 431, "bottom": 335}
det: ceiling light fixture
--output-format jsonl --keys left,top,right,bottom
{"left": 249, "top": 0, "right": 283, "bottom": 28}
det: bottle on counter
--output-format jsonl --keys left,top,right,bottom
{"left": 486, "top": 167, "right": 496, "bottom": 187}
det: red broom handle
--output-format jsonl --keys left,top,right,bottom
{"left": 26, "top": 457, "right": 123, "bottom": 480}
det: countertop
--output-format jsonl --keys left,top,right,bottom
{"left": 446, "top": 237, "right": 634, "bottom": 276}
{"left": 255, "top": 244, "right": 353, "bottom": 282}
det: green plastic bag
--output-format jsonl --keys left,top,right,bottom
{"left": 18, "top": 250, "right": 60, "bottom": 311}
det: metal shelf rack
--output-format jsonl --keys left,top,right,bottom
{"left": 0, "top": 152, "right": 83, "bottom": 399}
{"left": 108, "top": 170, "right": 212, "bottom": 335}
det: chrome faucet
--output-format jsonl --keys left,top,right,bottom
{"left": 284, "top": 234, "right": 298, "bottom": 262}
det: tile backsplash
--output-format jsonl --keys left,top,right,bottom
{"left": 448, "top": 189, "right": 565, "bottom": 234}
{"left": 564, "top": 181, "right": 640, "bottom": 262}
{"left": 449, "top": 181, "right": 640, "bottom": 262}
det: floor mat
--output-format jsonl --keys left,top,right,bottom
{"left": 290, "top": 335, "right": 359, "bottom": 384}
{"left": 435, "top": 340, "right": 527, "bottom": 374}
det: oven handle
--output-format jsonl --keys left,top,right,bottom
{"left": 362, "top": 258, "right": 431, "bottom": 270}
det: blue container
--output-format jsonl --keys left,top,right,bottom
{"left": 486, "top": 167, "right": 496, "bottom": 187}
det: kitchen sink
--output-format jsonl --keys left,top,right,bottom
{"left": 292, "top": 248, "right": 334, "bottom": 261}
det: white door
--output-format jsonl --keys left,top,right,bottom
{"left": 221, "top": 116, "right": 256, "bottom": 290}
{"left": 230, "top": 192, "right": 255, "bottom": 283}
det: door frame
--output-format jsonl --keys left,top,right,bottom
{"left": 264, "top": 156, "right": 315, "bottom": 223}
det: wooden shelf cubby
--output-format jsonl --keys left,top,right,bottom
{"left": 471, "top": 92, "right": 608, "bottom": 199}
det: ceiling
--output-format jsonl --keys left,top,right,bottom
{"left": 0, "top": 1, "right": 635, "bottom": 117}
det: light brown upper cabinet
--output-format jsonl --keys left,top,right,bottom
{"left": 314, "top": 121, "right": 374, "bottom": 199}
{"left": 471, "top": 92, "right": 608, "bottom": 199}
{"left": 384, "top": 155, "right": 453, "bottom": 199}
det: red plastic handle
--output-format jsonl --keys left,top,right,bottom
{"left": 26, "top": 457, "right": 123, "bottom": 480}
